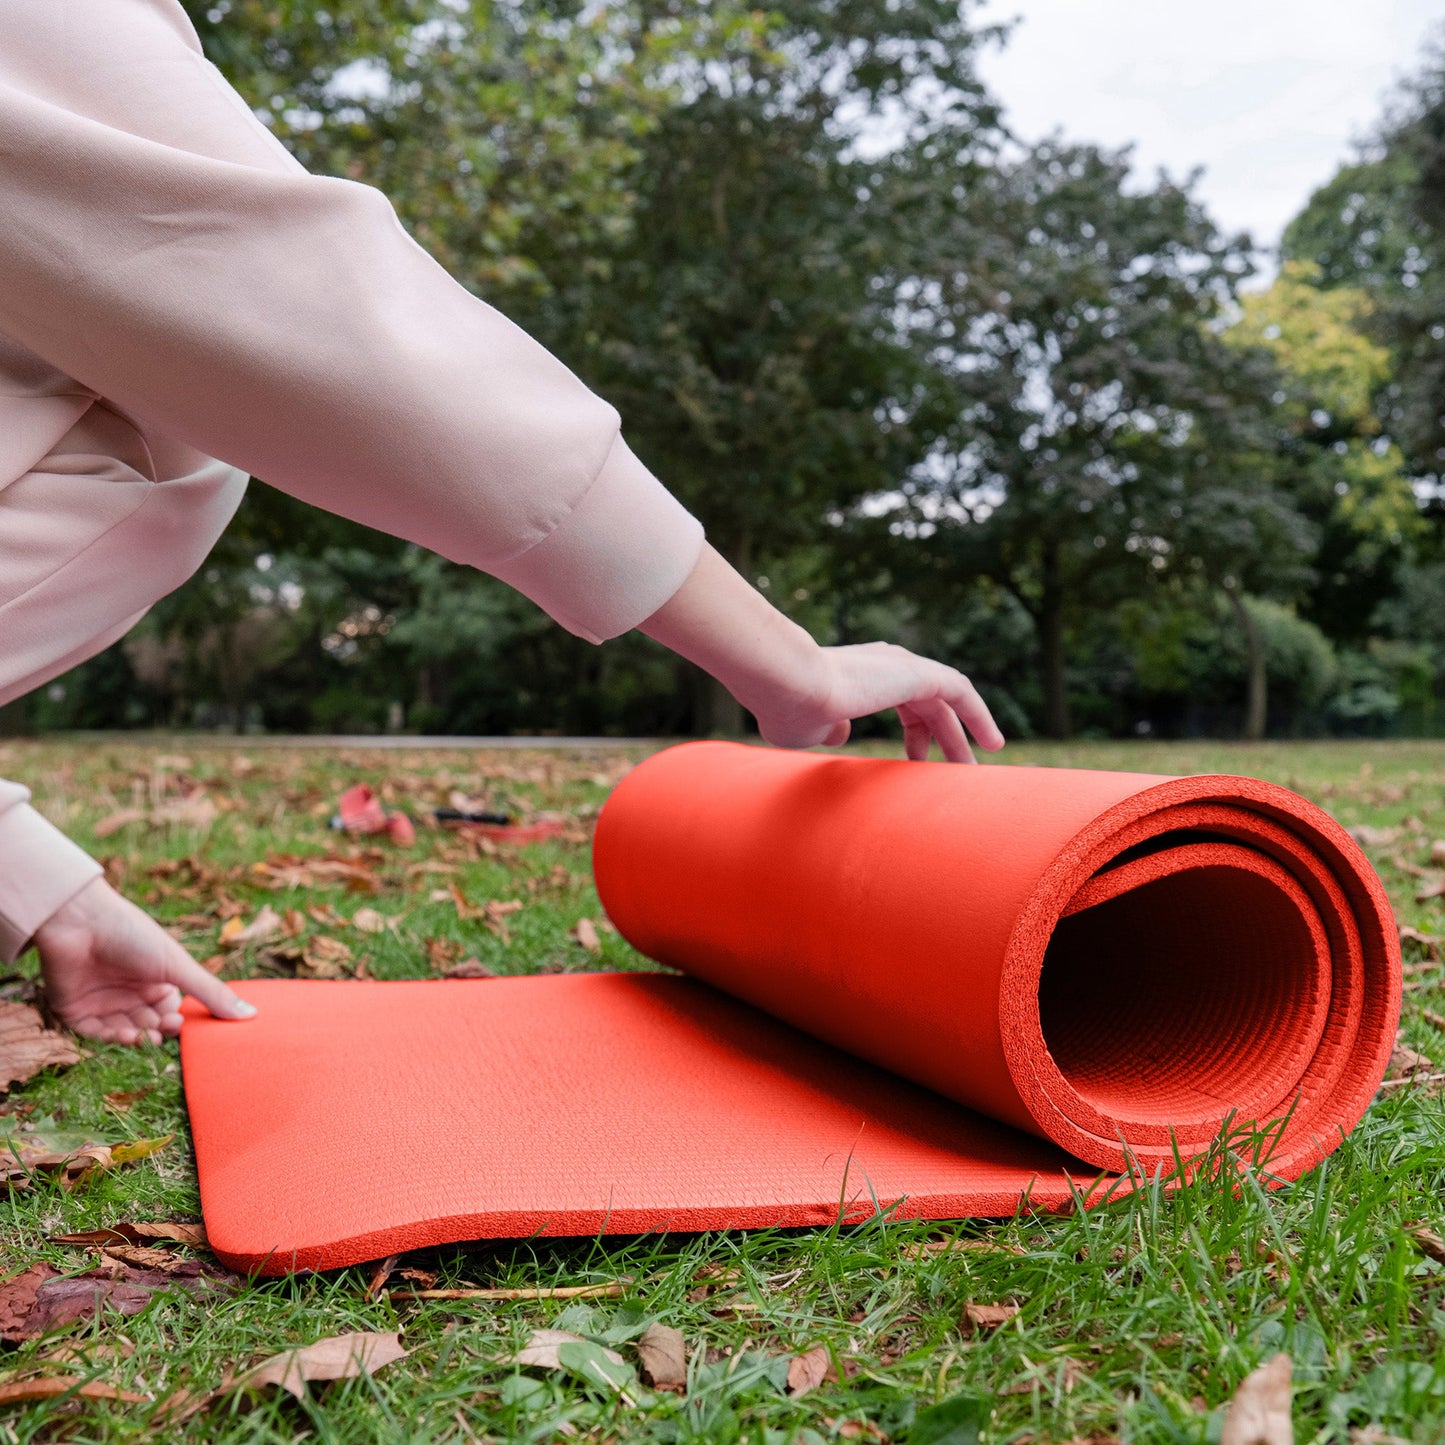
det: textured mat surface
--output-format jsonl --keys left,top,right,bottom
{"left": 182, "top": 743, "right": 1401, "bottom": 1274}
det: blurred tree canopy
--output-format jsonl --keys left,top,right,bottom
{"left": 16, "top": 3, "right": 1445, "bottom": 742}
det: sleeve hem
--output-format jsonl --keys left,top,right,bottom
{"left": 489, "top": 434, "right": 706, "bottom": 643}
{"left": 0, "top": 801, "right": 104, "bottom": 964}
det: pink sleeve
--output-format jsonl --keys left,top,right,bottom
{"left": 0, "top": 779, "right": 103, "bottom": 965}
{"left": 0, "top": 0, "right": 704, "bottom": 642}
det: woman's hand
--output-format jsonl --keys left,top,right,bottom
{"left": 34, "top": 877, "right": 256, "bottom": 1045}
{"left": 640, "top": 544, "right": 1005, "bottom": 761}
{"left": 744, "top": 641, "right": 1004, "bottom": 762}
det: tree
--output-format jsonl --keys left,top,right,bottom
{"left": 896, "top": 140, "right": 1266, "bottom": 738}
{"left": 548, "top": 0, "right": 1007, "bottom": 731}
{"left": 1225, "top": 262, "right": 1422, "bottom": 638}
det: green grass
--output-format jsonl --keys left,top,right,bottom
{"left": 1, "top": 736, "right": 1444, "bottom": 1444}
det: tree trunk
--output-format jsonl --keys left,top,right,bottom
{"left": 1036, "top": 542, "right": 1071, "bottom": 740}
{"left": 1226, "top": 585, "right": 1267, "bottom": 742}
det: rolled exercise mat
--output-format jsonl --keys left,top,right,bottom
{"left": 181, "top": 742, "right": 1400, "bottom": 1275}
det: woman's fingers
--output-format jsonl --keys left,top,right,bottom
{"left": 935, "top": 667, "right": 1005, "bottom": 752}
{"left": 897, "top": 703, "right": 934, "bottom": 762}
{"left": 911, "top": 696, "right": 977, "bottom": 763}
{"left": 159, "top": 945, "right": 257, "bottom": 1021}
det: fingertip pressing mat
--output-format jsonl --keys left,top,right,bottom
{"left": 181, "top": 742, "right": 1401, "bottom": 1275}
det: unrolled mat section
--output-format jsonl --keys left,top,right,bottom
{"left": 181, "top": 742, "right": 1400, "bottom": 1275}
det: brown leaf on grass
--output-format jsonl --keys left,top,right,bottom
{"left": 1431, "top": 840, "right": 1445, "bottom": 867}
{"left": 307, "top": 903, "right": 350, "bottom": 929}
{"left": 93, "top": 808, "right": 147, "bottom": 839}
{"left": 786, "top": 1345, "right": 832, "bottom": 1396}
{"left": 51, "top": 1222, "right": 206, "bottom": 1249}
{"left": 1404, "top": 927, "right": 1445, "bottom": 962}
{"left": 1387, "top": 1039, "right": 1434, "bottom": 1080}
{"left": 1348, "top": 824, "right": 1401, "bottom": 849}
{"left": 233, "top": 1330, "right": 410, "bottom": 1400}
{"left": 351, "top": 907, "right": 393, "bottom": 934}
{"left": 102, "top": 1088, "right": 153, "bottom": 1112}
{"left": 962, "top": 1301, "right": 1022, "bottom": 1333}
{"left": 298, "top": 935, "right": 354, "bottom": 980}
{"left": 365, "top": 1255, "right": 401, "bottom": 1300}
{"left": 1220, "top": 1352, "right": 1293, "bottom": 1445}
{"left": 219, "top": 905, "right": 285, "bottom": 950}
{"left": 98, "top": 1245, "right": 205, "bottom": 1273}
{"left": 1408, "top": 1223, "right": 1445, "bottom": 1265}
{"left": 636, "top": 1323, "right": 687, "bottom": 1391}
{"left": 251, "top": 854, "right": 380, "bottom": 894}
{"left": 514, "top": 1328, "right": 627, "bottom": 1370}
{"left": 901, "top": 1237, "right": 1026, "bottom": 1260}
{"left": 0, "top": 1001, "right": 83, "bottom": 1089}
{"left": 0, "top": 1258, "right": 230, "bottom": 1342}
{"left": 0, "top": 1376, "right": 149, "bottom": 1406}
{"left": 425, "top": 937, "right": 462, "bottom": 972}
{"left": 3, "top": 1132, "right": 169, "bottom": 1192}
{"left": 572, "top": 918, "right": 602, "bottom": 954}
{"left": 1417, "top": 875, "right": 1445, "bottom": 904}
{"left": 152, "top": 792, "right": 219, "bottom": 831}
{"left": 442, "top": 958, "right": 495, "bottom": 980}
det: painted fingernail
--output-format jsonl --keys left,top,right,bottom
{"left": 229, "top": 1000, "right": 258, "bottom": 1019}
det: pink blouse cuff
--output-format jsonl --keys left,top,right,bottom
{"left": 0, "top": 800, "right": 104, "bottom": 964}
{"left": 489, "top": 435, "right": 706, "bottom": 644}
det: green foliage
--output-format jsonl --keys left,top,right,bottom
{"left": 15, "top": 1, "right": 1439, "bottom": 744}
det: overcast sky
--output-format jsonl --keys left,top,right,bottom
{"left": 973, "top": 0, "right": 1445, "bottom": 263}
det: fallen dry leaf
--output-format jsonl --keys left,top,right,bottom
{"left": 98, "top": 1245, "right": 201, "bottom": 1273}
{"left": 365, "top": 1255, "right": 401, "bottom": 1300}
{"left": 0, "top": 1376, "right": 149, "bottom": 1406}
{"left": 787, "top": 1345, "right": 831, "bottom": 1396}
{"left": 1220, "top": 1352, "right": 1293, "bottom": 1445}
{"left": 901, "top": 1238, "right": 1025, "bottom": 1260}
{"left": 515, "top": 1328, "right": 626, "bottom": 1372}
{"left": 93, "top": 808, "right": 147, "bottom": 839}
{"left": 1403, "top": 926, "right": 1444, "bottom": 962}
{"left": 636, "top": 1323, "right": 687, "bottom": 1391}
{"left": 0, "top": 1001, "right": 83, "bottom": 1089}
{"left": 298, "top": 935, "right": 354, "bottom": 980}
{"left": 962, "top": 1301, "right": 1021, "bottom": 1332}
{"left": 151, "top": 792, "right": 218, "bottom": 831}
{"left": 1, "top": 1131, "right": 168, "bottom": 1192}
{"left": 1432, "top": 840, "right": 1445, "bottom": 867}
{"left": 1409, "top": 1223, "right": 1445, "bottom": 1265}
{"left": 351, "top": 907, "right": 390, "bottom": 934}
{"left": 219, "top": 905, "right": 285, "bottom": 950}
{"left": 425, "top": 937, "right": 462, "bottom": 972}
{"left": 102, "top": 1088, "right": 153, "bottom": 1112}
{"left": 0, "top": 1258, "right": 229, "bottom": 1342}
{"left": 1387, "top": 1041, "right": 1434, "bottom": 1080}
{"left": 572, "top": 918, "right": 602, "bottom": 954}
{"left": 442, "top": 957, "right": 495, "bottom": 979}
{"left": 233, "top": 1330, "right": 410, "bottom": 1400}
{"left": 51, "top": 1222, "right": 206, "bottom": 1250}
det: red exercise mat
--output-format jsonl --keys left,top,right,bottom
{"left": 181, "top": 742, "right": 1400, "bottom": 1275}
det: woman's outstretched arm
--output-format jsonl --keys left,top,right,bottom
{"left": 642, "top": 545, "right": 1004, "bottom": 762}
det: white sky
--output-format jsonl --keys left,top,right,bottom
{"left": 973, "top": 0, "right": 1445, "bottom": 262}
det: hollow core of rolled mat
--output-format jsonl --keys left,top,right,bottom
{"left": 181, "top": 741, "right": 1400, "bottom": 1274}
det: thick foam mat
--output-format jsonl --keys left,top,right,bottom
{"left": 182, "top": 742, "right": 1401, "bottom": 1274}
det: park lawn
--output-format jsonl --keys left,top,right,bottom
{"left": 0, "top": 735, "right": 1443, "bottom": 1444}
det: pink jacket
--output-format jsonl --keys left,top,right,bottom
{"left": 0, "top": 0, "right": 705, "bottom": 962}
